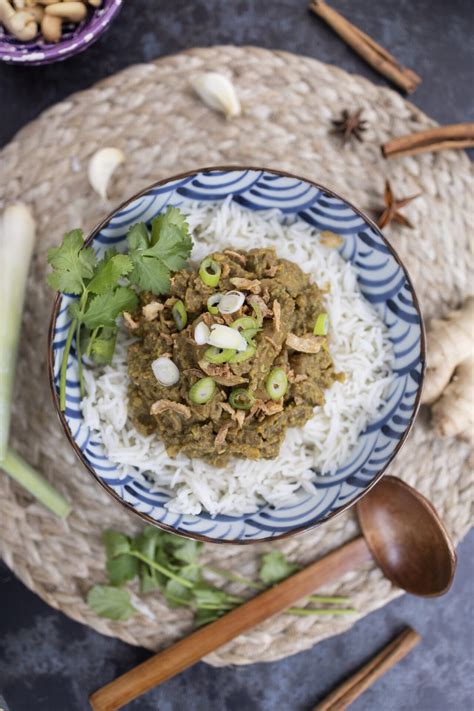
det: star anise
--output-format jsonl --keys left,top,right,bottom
{"left": 377, "top": 180, "right": 421, "bottom": 229}
{"left": 331, "top": 108, "right": 368, "bottom": 143}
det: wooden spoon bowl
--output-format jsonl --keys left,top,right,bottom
{"left": 357, "top": 475, "right": 457, "bottom": 596}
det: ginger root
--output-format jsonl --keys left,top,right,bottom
{"left": 422, "top": 297, "right": 474, "bottom": 440}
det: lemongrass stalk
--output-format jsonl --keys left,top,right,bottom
{"left": 1, "top": 448, "right": 71, "bottom": 518}
{"left": 0, "top": 203, "right": 36, "bottom": 461}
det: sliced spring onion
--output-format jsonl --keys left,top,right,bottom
{"left": 313, "top": 312, "right": 329, "bottom": 336}
{"left": 199, "top": 257, "right": 221, "bottom": 287}
{"left": 0, "top": 203, "right": 36, "bottom": 461}
{"left": 207, "top": 293, "right": 223, "bottom": 315}
{"left": 231, "top": 316, "right": 258, "bottom": 332}
{"left": 241, "top": 327, "right": 259, "bottom": 342}
{"left": 194, "top": 321, "right": 211, "bottom": 345}
{"left": 172, "top": 299, "right": 187, "bottom": 331}
{"left": 151, "top": 357, "right": 180, "bottom": 386}
{"left": 218, "top": 290, "right": 245, "bottom": 314}
{"left": 204, "top": 346, "right": 236, "bottom": 364}
{"left": 1, "top": 447, "right": 71, "bottom": 518}
{"left": 189, "top": 377, "right": 216, "bottom": 404}
{"left": 265, "top": 368, "right": 288, "bottom": 400}
{"left": 232, "top": 317, "right": 260, "bottom": 343}
{"left": 249, "top": 299, "right": 263, "bottom": 326}
{"left": 208, "top": 324, "right": 247, "bottom": 352}
{"left": 229, "top": 343, "right": 256, "bottom": 363}
{"left": 229, "top": 388, "right": 256, "bottom": 410}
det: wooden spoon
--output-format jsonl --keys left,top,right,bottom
{"left": 89, "top": 476, "right": 456, "bottom": 711}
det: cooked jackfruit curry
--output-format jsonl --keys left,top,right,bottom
{"left": 125, "top": 248, "right": 339, "bottom": 466}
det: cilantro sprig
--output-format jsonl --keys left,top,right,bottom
{"left": 87, "top": 527, "right": 355, "bottom": 624}
{"left": 47, "top": 208, "right": 193, "bottom": 410}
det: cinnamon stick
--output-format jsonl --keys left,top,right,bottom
{"left": 313, "top": 627, "right": 421, "bottom": 711}
{"left": 309, "top": 0, "right": 421, "bottom": 93}
{"left": 382, "top": 122, "right": 474, "bottom": 159}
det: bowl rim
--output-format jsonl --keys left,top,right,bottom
{"left": 0, "top": 0, "right": 122, "bottom": 65}
{"left": 47, "top": 165, "right": 426, "bottom": 544}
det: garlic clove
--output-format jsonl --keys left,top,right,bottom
{"left": 88, "top": 147, "right": 125, "bottom": 200}
{"left": 191, "top": 72, "right": 241, "bottom": 119}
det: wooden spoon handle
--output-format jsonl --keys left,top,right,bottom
{"left": 313, "top": 627, "right": 421, "bottom": 711}
{"left": 90, "top": 536, "right": 370, "bottom": 711}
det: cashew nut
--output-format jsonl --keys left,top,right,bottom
{"left": 0, "top": 0, "right": 37, "bottom": 40}
{"left": 45, "top": 2, "right": 87, "bottom": 22}
{"left": 27, "top": 4, "right": 44, "bottom": 22}
{"left": 41, "top": 11, "right": 60, "bottom": 41}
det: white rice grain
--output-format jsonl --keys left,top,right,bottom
{"left": 81, "top": 199, "right": 394, "bottom": 516}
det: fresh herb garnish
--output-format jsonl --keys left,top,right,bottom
{"left": 258, "top": 551, "right": 300, "bottom": 585}
{"left": 87, "top": 585, "right": 137, "bottom": 621}
{"left": 47, "top": 208, "right": 193, "bottom": 410}
{"left": 87, "top": 527, "right": 356, "bottom": 626}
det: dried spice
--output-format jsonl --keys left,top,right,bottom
{"left": 377, "top": 180, "right": 421, "bottom": 229}
{"left": 331, "top": 108, "right": 368, "bottom": 143}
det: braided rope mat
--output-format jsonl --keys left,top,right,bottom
{"left": 0, "top": 46, "right": 472, "bottom": 666}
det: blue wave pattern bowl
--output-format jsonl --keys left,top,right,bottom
{"left": 49, "top": 168, "right": 425, "bottom": 543}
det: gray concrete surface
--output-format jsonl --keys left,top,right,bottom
{"left": 1, "top": 1, "right": 473, "bottom": 709}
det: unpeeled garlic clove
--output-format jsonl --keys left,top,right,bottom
{"left": 191, "top": 72, "right": 241, "bottom": 119}
{"left": 87, "top": 147, "right": 125, "bottom": 200}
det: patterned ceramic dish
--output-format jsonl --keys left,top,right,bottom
{"left": 48, "top": 167, "right": 425, "bottom": 543}
{"left": 0, "top": 0, "right": 122, "bottom": 65}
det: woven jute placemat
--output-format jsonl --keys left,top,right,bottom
{"left": 0, "top": 46, "right": 472, "bottom": 666}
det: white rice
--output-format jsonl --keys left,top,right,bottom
{"left": 82, "top": 199, "right": 394, "bottom": 516}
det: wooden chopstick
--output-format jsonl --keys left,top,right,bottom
{"left": 309, "top": 0, "right": 421, "bottom": 93}
{"left": 382, "top": 123, "right": 474, "bottom": 159}
{"left": 313, "top": 627, "right": 421, "bottom": 711}
{"left": 89, "top": 537, "right": 371, "bottom": 711}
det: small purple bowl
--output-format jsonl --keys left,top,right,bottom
{"left": 0, "top": 0, "right": 122, "bottom": 65}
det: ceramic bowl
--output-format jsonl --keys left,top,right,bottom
{"left": 48, "top": 167, "right": 425, "bottom": 543}
{"left": 0, "top": 0, "right": 122, "bottom": 65}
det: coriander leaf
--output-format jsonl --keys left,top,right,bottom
{"left": 133, "top": 528, "right": 167, "bottom": 591}
{"left": 67, "top": 300, "right": 82, "bottom": 322}
{"left": 127, "top": 209, "right": 192, "bottom": 295}
{"left": 172, "top": 539, "right": 204, "bottom": 565}
{"left": 106, "top": 553, "right": 139, "bottom": 586}
{"left": 87, "top": 585, "right": 136, "bottom": 621}
{"left": 259, "top": 552, "right": 300, "bottom": 586}
{"left": 145, "top": 222, "right": 193, "bottom": 272}
{"left": 82, "top": 287, "right": 138, "bottom": 329}
{"left": 127, "top": 223, "right": 149, "bottom": 251}
{"left": 128, "top": 252, "right": 171, "bottom": 294}
{"left": 192, "top": 584, "right": 237, "bottom": 608}
{"left": 164, "top": 580, "right": 193, "bottom": 609}
{"left": 133, "top": 527, "right": 163, "bottom": 561}
{"left": 87, "top": 251, "right": 133, "bottom": 295}
{"left": 103, "top": 530, "right": 131, "bottom": 559}
{"left": 150, "top": 206, "right": 188, "bottom": 245}
{"left": 47, "top": 229, "right": 96, "bottom": 295}
{"left": 194, "top": 607, "right": 225, "bottom": 628}
{"left": 139, "top": 566, "right": 161, "bottom": 594}
{"left": 179, "top": 564, "right": 203, "bottom": 584}
{"left": 90, "top": 329, "right": 117, "bottom": 365}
